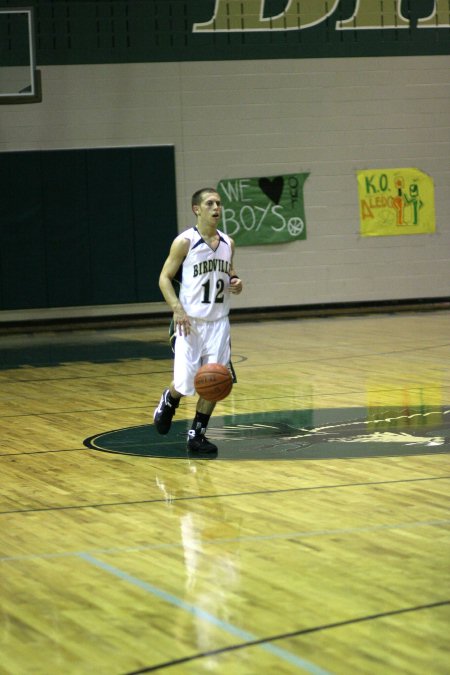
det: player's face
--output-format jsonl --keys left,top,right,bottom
{"left": 196, "top": 192, "right": 222, "bottom": 225}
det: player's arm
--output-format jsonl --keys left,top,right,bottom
{"left": 229, "top": 239, "right": 243, "bottom": 295}
{"left": 159, "top": 235, "right": 191, "bottom": 335}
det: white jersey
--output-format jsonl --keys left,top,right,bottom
{"left": 179, "top": 227, "right": 233, "bottom": 320}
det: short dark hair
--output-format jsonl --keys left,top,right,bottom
{"left": 191, "top": 187, "right": 218, "bottom": 208}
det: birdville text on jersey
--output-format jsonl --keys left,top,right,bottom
{"left": 193, "top": 259, "right": 232, "bottom": 277}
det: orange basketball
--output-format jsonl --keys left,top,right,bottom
{"left": 194, "top": 363, "right": 233, "bottom": 402}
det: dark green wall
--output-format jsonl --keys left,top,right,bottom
{"left": 0, "top": 146, "right": 177, "bottom": 310}
{"left": 1, "top": 0, "right": 449, "bottom": 66}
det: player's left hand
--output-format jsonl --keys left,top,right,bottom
{"left": 229, "top": 277, "right": 243, "bottom": 295}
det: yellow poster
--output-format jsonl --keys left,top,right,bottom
{"left": 358, "top": 168, "right": 435, "bottom": 236}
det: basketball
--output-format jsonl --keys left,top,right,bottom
{"left": 194, "top": 363, "right": 233, "bottom": 402}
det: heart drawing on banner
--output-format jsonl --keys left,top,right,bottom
{"left": 258, "top": 176, "right": 284, "bottom": 204}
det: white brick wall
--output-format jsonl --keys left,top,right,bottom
{"left": 1, "top": 54, "right": 449, "bottom": 317}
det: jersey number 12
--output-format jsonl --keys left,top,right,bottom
{"left": 201, "top": 279, "right": 225, "bottom": 304}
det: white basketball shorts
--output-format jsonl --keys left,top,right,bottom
{"left": 173, "top": 316, "right": 231, "bottom": 396}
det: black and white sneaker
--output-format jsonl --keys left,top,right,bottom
{"left": 187, "top": 430, "right": 218, "bottom": 453}
{"left": 153, "top": 389, "right": 179, "bottom": 435}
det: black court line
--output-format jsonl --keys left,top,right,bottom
{"left": 0, "top": 405, "right": 151, "bottom": 419}
{"left": 0, "top": 447, "right": 88, "bottom": 457}
{"left": 0, "top": 367, "right": 174, "bottom": 384}
{"left": 122, "top": 600, "right": 450, "bottom": 674}
{"left": 1, "top": 385, "right": 448, "bottom": 419}
{"left": 1, "top": 475, "right": 449, "bottom": 515}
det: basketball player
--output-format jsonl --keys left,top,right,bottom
{"left": 153, "top": 187, "right": 243, "bottom": 453}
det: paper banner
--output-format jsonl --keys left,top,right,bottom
{"left": 358, "top": 168, "right": 435, "bottom": 236}
{"left": 217, "top": 173, "right": 309, "bottom": 246}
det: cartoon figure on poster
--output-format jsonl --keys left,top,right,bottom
{"left": 358, "top": 168, "right": 434, "bottom": 237}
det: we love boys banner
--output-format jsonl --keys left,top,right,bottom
{"left": 217, "top": 173, "right": 309, "bottom": 246}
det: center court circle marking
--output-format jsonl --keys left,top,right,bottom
{"left": 84, "top": 406, "right": 450, "bottom": 460}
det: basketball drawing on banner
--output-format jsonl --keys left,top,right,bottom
{"left": 358, "top": 168, "right": 435, "bottom": 237}
{"left": 217, "top": 173, "right": 309, "bottom": 246}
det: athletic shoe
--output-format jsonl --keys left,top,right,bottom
{"left": 187, "top": 430, "right": 218, "bottom": 453}
{"left": 153, "top": 389, "right": 179, "bottom": 435}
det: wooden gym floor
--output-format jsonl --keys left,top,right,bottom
{"left": 0, "top": 310, "right": 449, "bottom": 674}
